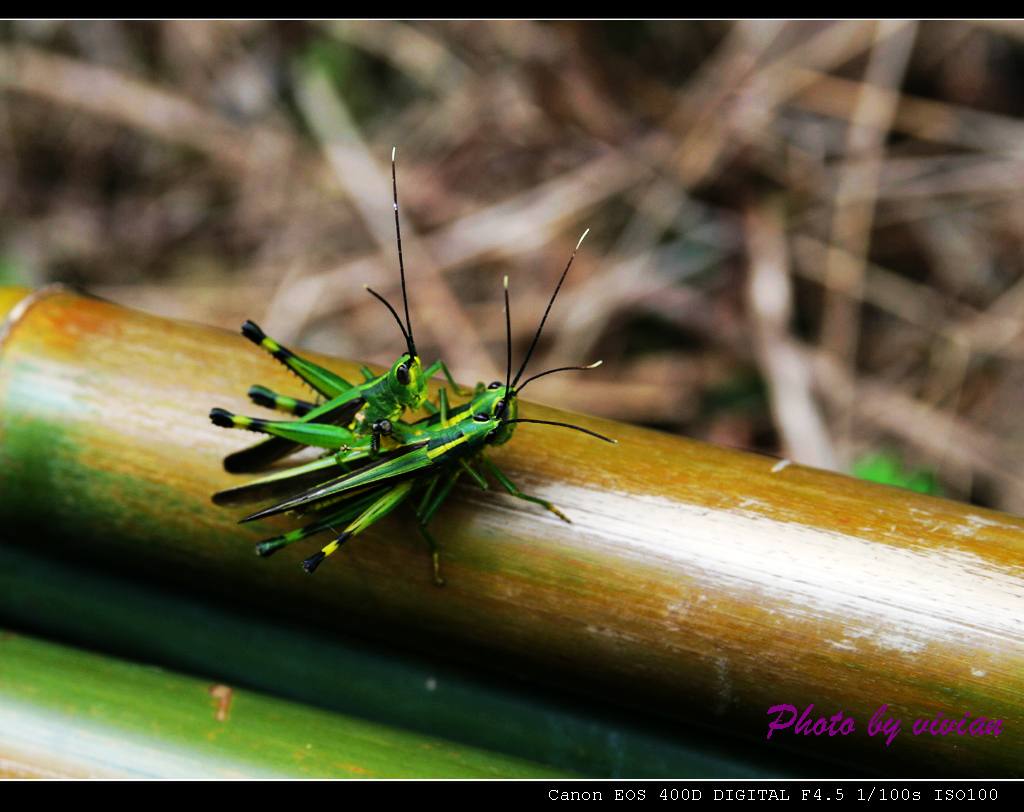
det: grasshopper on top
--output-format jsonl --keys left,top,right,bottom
{"left": 217, "top": 231, "right": 614, "bottom": 585}
{"left": 210, "top": 148, "right": 463, "bottom": 472}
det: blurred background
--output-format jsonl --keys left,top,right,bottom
{"left": 3, "top": 19, "right": 1024, "bottom": 514}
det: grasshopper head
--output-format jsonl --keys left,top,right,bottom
{"left": 471, "top": 382, "right": 518, "bottom": 446}
{"left": 390, "top": 353, "right": 427, "bottom": 410}
{"left": 471, "top": 379, "right": 615, "bottom": 448}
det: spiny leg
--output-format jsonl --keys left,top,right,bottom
{"left": 210, "top": 408, "right": 362, "bottom": 450}
{"left": 480, "top": 457, "right": 570, "bottom": 523}
{"left": 414, "top": 468, "right": 463, "bottom": 587}
{"left": 302, "top": 481, "right": 414, "bottom": 574}
{"left": 221, "top": 394, "right": 365, "bottom": 474}
{"left": 248, "top": 385, "right": 315, "bottom": 417}
{"left": 241, "top": 320, "right": 354, "bottom": 399}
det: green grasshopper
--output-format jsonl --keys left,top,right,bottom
{"left": 216, "top": 233, "right": 613, "bottom": 585}
{"left": 211, "top": 148, "right": 464, "bottom": 472}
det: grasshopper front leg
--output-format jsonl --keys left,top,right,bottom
{"left": 480, "top": 457, "right": 570, "bottom": 523}
{"left": 370, "top": 419, "right": 394, "bottom": 454}
{"left": 458, "top": 458, "right": 489, "bottom": 490}
{"left": 413, "top": 468, "right": 463, "bottom": 587}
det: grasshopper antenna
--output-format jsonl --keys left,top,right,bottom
{"left": 513, "top": 360, "right": 602, "bottom": 394}
{"left": 505, "top": 418, "right": 616, "bottom": 444}
{"left": 365, "top": 285, "right": 415, "bottom": 357}
{"left": 391, "top": 146, "right": 417, "bottom": 359}
{"left": 500, "top": 275, "right": 512, "bottom": 416}
{"left": 511, "top": 228, "right": 589, "bottom": 390}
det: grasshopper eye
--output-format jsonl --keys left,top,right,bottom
{"left": 396, "top": 363, "right": 410, "bottom": 386}
{"left": 487, "top": 381, "right": 502, "bottom": 389}
{"left": 473, "top": 412, "right": 490, "bottom": 422}
{"left": 494, "top": 399, "right": 506, "bottom": 416}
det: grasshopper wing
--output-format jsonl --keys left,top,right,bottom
{"left": 242, "top": 440, "right": 433, "bottom": 522}
{"left": 213, "top": 455, "right": 344, "bottom": 506}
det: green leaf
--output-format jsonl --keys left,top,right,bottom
{"left": 852, "top": 452, "right": 943, "bottom": 496}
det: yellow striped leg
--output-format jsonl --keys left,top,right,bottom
{"left": 302, "top": 481, "right": 415, "bottom": 573}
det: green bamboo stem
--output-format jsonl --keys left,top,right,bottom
{"left": 1, "top": 288, "right": 1023, "bottom": 776}
{"left": 0, "top": 629, "right": 560, "bottom": 778}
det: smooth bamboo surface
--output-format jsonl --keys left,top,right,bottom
{"left": 0, "top": 287, "right": 30, "bottom": 322}
{"left": 0, "top": 629, "right": 558, "bottom": 778}
{"left": 1, "top": 288, "right": 1022, "bottom": 776}
{"left": 0, "top": 542, "right": 798, "bottom": 778}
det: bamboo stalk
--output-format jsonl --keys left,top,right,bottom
{"left": 0, "top": 542, "right": 799, "bottom": 778}
{"left": 0, "top": 629, "right": 558, "bottom": 778}
{"left": 1, "top": 288, "right": 1022, "bottom": 776}
{"left": 0, "top": 287, "right": 30, "bottom": 335}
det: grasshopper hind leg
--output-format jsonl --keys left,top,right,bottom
{"left": 253, "top": 489, "right": 382, "bottom": 558}
{"left": 301, "top": 481, "right": 414, "bottom": 574}
{"left": 248, "top": 385, "right": 315, "bottom": 417}
{"left": 240, "top": 320, "right": 354, "bottom": 399}
{"left": 210, "top": 407, "right": 359, "bottom": 450}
